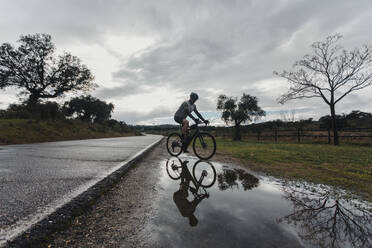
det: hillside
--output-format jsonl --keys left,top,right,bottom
{"left": 0, "top": 119, "right": 138, "bottom": 145}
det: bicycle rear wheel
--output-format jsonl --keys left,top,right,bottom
{"left": 192, "top": 160, "right": 216, "bottom": 188}
{"left": 166, "top": 133, "right": 183, "bottom": 156}
{"left": 192, "top": 132, "right": 216, "bottom": 160}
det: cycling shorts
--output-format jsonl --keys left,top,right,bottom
{"left": 174, "top": 116, "right": 184, "bottom": 124}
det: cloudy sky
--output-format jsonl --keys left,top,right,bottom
{"left": 1, "top": 0, "right": 372, "bottom": 125}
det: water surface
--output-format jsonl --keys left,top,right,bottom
{"left": 146, "top": 155, "right": 372, "bottom": 248}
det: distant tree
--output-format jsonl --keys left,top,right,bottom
{"left": 35, "top": 101, "right": 64, "bottom": 120}
{"left": 1, "top": 101, "right": 64, "bottom": 120}
{"left": 319, "top": 114, "right": 347, "bottom": 130}
{"left": 0, "top": 33, "right": 96, "bottom": 107}
{"left": 271, "top": 119, "right": 284, "bottom": 128}
{"left": 275, "top": 34, "right": 372, "bottom": 145}
{"left": 3, "top": 103, "right": 31, "bottom": 119}
{"left": 63, "top": 95, "right": 114, "bottom": 123}
{"left": 345, "top": 110, "right": 372, "bottom": 120}
{"left": 295, "top": 118, "right": 314, "bottom": 130}
{"left": 217, "top": 93, "right": 265, "bottom": 140}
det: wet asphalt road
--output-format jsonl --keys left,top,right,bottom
{"left": 0, "top": 135, "right": 162, "bottom": 243}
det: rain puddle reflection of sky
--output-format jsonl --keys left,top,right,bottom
{"left": 147, "top": 155, "right": 372, "bottom": 248}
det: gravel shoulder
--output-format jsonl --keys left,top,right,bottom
{"left": 42, "top": 140, "right": 167, "bottom": 248}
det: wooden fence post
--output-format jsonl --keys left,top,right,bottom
{"left": 274, "top": 128, "right": 278, "bottom": 143}
{"left": 327, "top": 128, "right": 331, "bottom": 144}
{"left": 257, "top": 131, "right": 261, "bottom": 142}
{"left": 297, "top": 128, "right": 301, "bottom": 143}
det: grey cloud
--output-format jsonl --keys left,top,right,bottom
{"left": 0, "top": 0, "right": 174, "bottom": 44}
{"left": 95, "top": 83, "right": 146, "bottom": 99}
{"left": 108, "top": 0, "right": 372, "bottom": 116}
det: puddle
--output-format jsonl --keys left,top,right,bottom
{"left": 148, "top": 156, "right": 372, "bottom": 248}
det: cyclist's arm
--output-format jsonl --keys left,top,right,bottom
{"left": 187, "top": 112, "right": 198, "bottom": 123}
{"left": 194, "top": 107, "right": 206, "bottom": 122}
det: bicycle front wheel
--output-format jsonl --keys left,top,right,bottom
{"left": 192, "top": 132, "right": 216, "bottom": 160}
{"left": 166, "top": 157, "right": 183, "bottom": 180}
{"left": 166, "top": 133, "right": 183, "bottom": 156}
{"left": 192, "top": 160, "right": 216, "bottom": 188}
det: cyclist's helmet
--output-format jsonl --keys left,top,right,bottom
{"left": 190, "top": 92, "right": 199, "bottom": 102}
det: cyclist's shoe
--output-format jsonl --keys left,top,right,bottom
{"left": 181, "top": 136, "right": 191, "bottom": 152}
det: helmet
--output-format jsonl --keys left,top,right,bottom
{"left": 190, "top": 92, "right": 199, "bottom": 101}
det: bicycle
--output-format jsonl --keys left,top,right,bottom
{"left": 166, "top": 120, "right": 217, "bottom": 160}
{"left": 166, "top": 157, "right": 217, "bottom": 194}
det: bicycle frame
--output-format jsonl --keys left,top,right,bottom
{"left": 172, "top": 160, "right": 208, "bottom": 196}
{"left": 183, "top": 123, "right": 205, "bottom": 150}
{"left": 167, "top": 121, "right": 215, "bottom": 159}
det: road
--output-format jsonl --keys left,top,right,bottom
{"left": 0, "top": 135, "right": 162, "bottom": 245}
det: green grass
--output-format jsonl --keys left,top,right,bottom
{"left": 216, "top": 137, "right": 372, "bottom": 201}
{"left": 0, "top": 119, "right": 136, "bottom": 145}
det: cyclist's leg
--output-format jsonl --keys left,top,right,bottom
{"left": 174, "top": 116, "right": 184, "bottom": 137}
{"left": 182, "top": 119, "right": 189, "bottom": 137}
{"left": 181, "top": 119, "right": 191, "bottom": 152}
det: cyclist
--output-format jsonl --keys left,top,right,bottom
{"left": 174, "top": 92, "right": 209, "bottom": 150}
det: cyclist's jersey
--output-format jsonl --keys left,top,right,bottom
{"left": 175, "top": 101, "right": 196, "bottom": 119}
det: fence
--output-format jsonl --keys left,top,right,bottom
{"left": 213, "top": 127, "right": 372, "bottom": 144}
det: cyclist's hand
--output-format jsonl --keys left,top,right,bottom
{"left": 204, "top": 120, "right": 210, "bottom": 125}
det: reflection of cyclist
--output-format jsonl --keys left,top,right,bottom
{"left": 172, "top": 162, "right": 207, "bottom": 227}
{"left": 174, "top": 93, "right": 209, "bottom": 150}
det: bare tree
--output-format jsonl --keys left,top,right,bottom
{"left": 278, "top": 182, "right": 372, "bottom": 248}
{"left": 275, "top": 34, "right": 372, "bottom": 145}
{"left": 280, "top": 109, "right": 296, "bottom": 125}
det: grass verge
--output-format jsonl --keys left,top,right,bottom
{"left": 0, "top": 119, "right": 137, "bottom": 145}
{"left": 215, "top": 137, "right": 372, "bottom": 201}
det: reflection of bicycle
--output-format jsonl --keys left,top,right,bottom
{"left": 166, "top": 121, "right": 216, "bottom": 160}
{"left": 166, "top": 158, "right": 216, "bottom": 226}
{"left": 166, "top": 157, "right": 217, "bottom": 190}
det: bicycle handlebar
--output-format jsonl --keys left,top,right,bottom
{"left": 191, "top": 119, "right": 209, "bottom": 127}
{"left": 190, "top": 122, "right": 208, "bottom": 129}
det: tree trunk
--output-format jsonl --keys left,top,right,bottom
{"left": 25, "top": 93, "right": 41, "bottom": 117}
{"left": 234, "top": 123, "right": 242, "bottom": 141}
{"left": 26, "top": 93, "right": 40, "bottom": 108}
{"left": 330, "top": 104, "right": 339, "bottom": 145}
